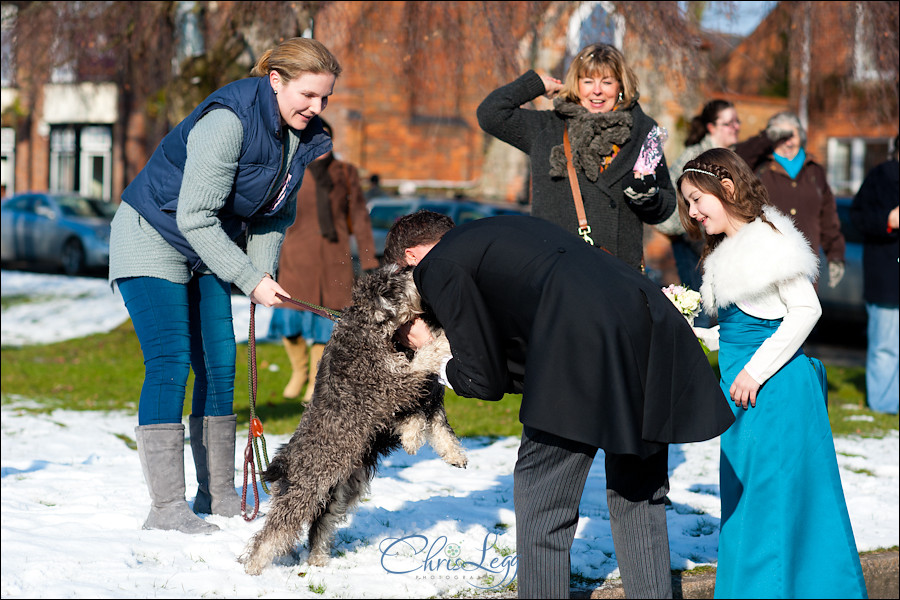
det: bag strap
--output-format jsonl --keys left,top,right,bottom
{"left": 563, "top": 128, "right": 594, "bottom": 245}
{"left": 563, "top": 128, "right": 644, "bottom": 271}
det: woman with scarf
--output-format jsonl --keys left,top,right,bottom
{"left": 476, "top": 42, "right": 675, "bottom": 273}
{"left": 756, "top": 111, "right": 846, "bottom": 290}
{"left": 267, "top": 120, "right": 380, "bottom": 401}
{"left": 476, "top": 43, "right": 678, "bottom": 598}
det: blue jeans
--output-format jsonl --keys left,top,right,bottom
{"left": 866, "top": 303, "right": 899, "bottom": 414}
{"left": 118, "top": 275, "right": 236, "bottom": 425}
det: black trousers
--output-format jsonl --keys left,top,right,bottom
{"left": 513, "top": 426, "right": 672, "bottom": 599}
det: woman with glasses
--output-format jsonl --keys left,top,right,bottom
{"left": 657, "top": 100, "right": 776, "bottom": 314}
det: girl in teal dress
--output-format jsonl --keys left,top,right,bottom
{"left": 676, "top": 148, "right": 867, "bottom": 599}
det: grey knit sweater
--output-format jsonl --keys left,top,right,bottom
{"left": 477, "top": 70, "right": 675, "bottom": 270}
{"left": 109, "top": 109, "right": 300, "bottom": 295}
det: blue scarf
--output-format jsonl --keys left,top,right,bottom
{"left": 773, "top": 147, "right": 806, "bottom": 179}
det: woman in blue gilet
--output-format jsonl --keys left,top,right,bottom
{"left": 109, "top": 37, "right": 341, "bottom": 534}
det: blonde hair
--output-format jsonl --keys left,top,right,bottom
{"left": 559, "top": 43, "right": 639, "bottom": 107}
{"left": 250, "top": 37, "right": 342, "bottom": 82}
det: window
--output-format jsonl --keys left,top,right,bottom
{"left": 49, "top": 125, "right": 112, "bottom": 199}
{"left": 826, "top": 137, "right": 893, "bottom": 196}
{"left": 854, "top": 3, "right": 893, "bottom": 82}
{"left": 80, "top": 126, "right": 112, "bottom": 199}
{"left": 567, "top": 1, "right": 624, "bottom": 64}
{"left": 1, "top": 127, "right": 14, "bottom": 197}
{"left": 50, "top": 127, "right": 77, "bottom": 193}
{"left": 1, "top": 4, "right": 15, "bottom": 87}
{"left": 174, "top": 0, "right": 205, "bottom": 74}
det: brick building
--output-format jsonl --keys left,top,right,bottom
{"left": 1, "top": 1, "right": 896, "bottom": 206}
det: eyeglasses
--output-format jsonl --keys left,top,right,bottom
{"left": 716, "top": 119, "right": 741, "bottom": 128}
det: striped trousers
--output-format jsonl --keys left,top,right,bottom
{"left": 513, "top": 426, "right": 672, "bottom": 598}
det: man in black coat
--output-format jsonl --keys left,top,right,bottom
{"left": 386, "top": 211, "right": 733, "bottom": 599}
{"left": 851, "top": 135, "right": 899, "bottom": 414}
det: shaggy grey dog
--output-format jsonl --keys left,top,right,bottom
{"left": 241, "top": 264, "right": 467, "bottom": 575}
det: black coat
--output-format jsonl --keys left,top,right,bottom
{"left": 477, "top": 70, "right": 675, "bottom": 271}
{"left": 414, "top": 216, "right": 734, "bottom": 458}
{"left": 851, "top": 158, "right": 900, "bottom": 306}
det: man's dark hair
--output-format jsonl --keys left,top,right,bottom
{"left": 383, "top": 210, "right": 455, "bottom": 265}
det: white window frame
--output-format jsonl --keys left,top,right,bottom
{"left": 50, "top": 126, "right": 77, "bottom": 193}
{"left": 49, "top": 124, "right": 113, "bottom": 199}
{"left": 1, "top": 126, "right": 14, "bottom": 196}
{"left": 79, "top": 125, "right": 112, "bottom": 199}
{"left": 827, "top": 136, "right": 894, "bottom": 197}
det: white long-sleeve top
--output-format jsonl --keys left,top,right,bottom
{"left": 695, "top": 206, "right": 822, "bottom": 386}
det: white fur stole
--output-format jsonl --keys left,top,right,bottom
{"left": 700, "top": 206, "right": 819, "bottom": 315}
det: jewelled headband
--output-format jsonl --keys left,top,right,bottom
{"left": 682, "top": 167, "right": 719, "bottom": 179}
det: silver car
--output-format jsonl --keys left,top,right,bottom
{"left": 1, "top": 192, "right": 117, "bottom": 276}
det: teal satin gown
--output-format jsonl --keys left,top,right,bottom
{"left": 714, "top": 305, "right": 867, "bottom": 599}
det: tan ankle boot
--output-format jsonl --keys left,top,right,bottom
{"left": 303, "top": 343, "right": 326, "bottom": 402}
{"left": 282, "top": 336, "right": 309, "bottom": 399}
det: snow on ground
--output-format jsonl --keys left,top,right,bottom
{"left": 2, "top": 269, "right": 897, "bottom": 598}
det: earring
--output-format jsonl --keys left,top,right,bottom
{"left": 274, "top": 89, "right": 278, "bottom": 95}
{"left": 618, "top": 91, "right": 623, "bottom": 102}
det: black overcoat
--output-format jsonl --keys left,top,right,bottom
{"left": 414, "top": 215, "right": 734, "bottom": 458}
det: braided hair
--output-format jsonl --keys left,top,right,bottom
{"left": 676, "top": 147, "right": 775, "bottom": 262}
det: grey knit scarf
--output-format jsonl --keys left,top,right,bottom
{"left": 549, "top": 95, "right": 637, "bottom": 182}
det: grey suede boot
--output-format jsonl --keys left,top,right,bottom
{"left": 189, "top": 414, "right": 242, "bottom": 517}
{"left": 135, "top": 423, "right": 219, "bottom": 534}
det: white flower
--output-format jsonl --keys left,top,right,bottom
{"left": 662, "top": 284, "right": 702, "bottom": 326}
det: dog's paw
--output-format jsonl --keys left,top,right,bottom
{"left": 240, "top": 554, "right": 266, "bottom": 576}
{"left": 442, "top": 448, "right": 468, "bottom": 469}
{"left": 427, "top": 419, "right": 468, "bottom": 468}
{"left": 410, "top": 332, "right": 451, "bottom": 374}
{"left": 396, "top": 414, "right": 427, "bottom": 454}
{"left": 307, "top": 552, "right": 330, "bottom": 567}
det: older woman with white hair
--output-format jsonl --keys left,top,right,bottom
{"left": 755, "top": 111, "right": 846, "bottom": 290}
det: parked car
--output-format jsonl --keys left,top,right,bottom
{"left": 0, "top": 192, "right": 117, "bottom": 276}
{"left": 362, "top": 196, "right": 531, "bottom": 262}
{"left": 816, "top": 196, "right": 865, "bottom": 325}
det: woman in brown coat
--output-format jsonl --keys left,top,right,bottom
{"left": 268, "top": 121, "right": 380, "bottom": 400}
{"left": 755, "top": 111, "right": 846, "bottom": 290}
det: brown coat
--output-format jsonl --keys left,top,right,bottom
{"left": 275, "top": 157, "right": 380, "bottom": 311}
{"left": 757, "top": 156, "right": 845, "bottom": 264}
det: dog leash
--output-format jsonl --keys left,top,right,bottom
{"left": 240, "top": 293, "right": 342, "bottom": 521}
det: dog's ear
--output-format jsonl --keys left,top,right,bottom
{"left": 353, "top": 264, "right": 405, "bottom": 325}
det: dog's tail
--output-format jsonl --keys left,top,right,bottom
{"left": 261, "top": 455, "right": 288, "bottom": 484}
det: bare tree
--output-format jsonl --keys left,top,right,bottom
{"left": 6, "top": 1, "right": 321, "bottom": 160}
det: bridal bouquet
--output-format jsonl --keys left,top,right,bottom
{"left": 661, "top": 284, "right": 702, "bottom": 326}
{"left": 662, "top": 284, "right": 711, "bottom": 355}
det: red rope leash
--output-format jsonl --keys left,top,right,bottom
{"left": 241, "top": 302, "right": 267, "bottom": 521}
{"left": 240, "top": 295, "right": 342, "bottom": 521}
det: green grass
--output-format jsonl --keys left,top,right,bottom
{"left": 1, "top": 321, "right": 895, "bottom": 440}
